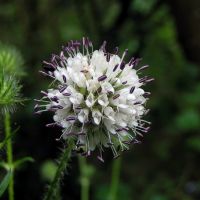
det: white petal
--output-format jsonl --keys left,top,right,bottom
{"left": 69, "top": 93, "right": 83, "bottom": 105}
{"left": 78, "top": 109, "right": 89, "bottom": 123}
{"left": 101, "top": 82, "right": 114, "bottom": 94}
{"left": 86, "top": 93, "right": 95, "bottom": 107}
{"left": 92, "top": 110, "right": 102, "bottom": 125}
{"left": 98, "top": 94, "right": 109, "bottom": 107}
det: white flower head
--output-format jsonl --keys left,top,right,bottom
{"left": 35, "top": 37, "right": 153, "bottom": 161}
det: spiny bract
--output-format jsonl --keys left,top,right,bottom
{"left": 35, "top": 37, "right": 153, "bottom": 161}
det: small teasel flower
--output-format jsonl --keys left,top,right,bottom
{"left": 35, "top": 37, "right": 153, "bottom": 161}
{"left": 0, "top": 69, "right": 23, "bottom": 114}
{"left": 0, "top": 43, "right": 25, "bottom": 114}
{"left": 0, "top": 42, "right": 25, "bottom": 77}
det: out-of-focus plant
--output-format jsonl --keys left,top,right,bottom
{"left": 0, "top": 70, "right": 23, "bottom": 114}
{"left": 0, "top": 43, "right": 33, "bottom": 200}
{"left": 0, "top": 43, "right": 25, "bottom": 77}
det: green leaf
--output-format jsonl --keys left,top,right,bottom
{"left": 13, "top": 157, "right": 34, "bottom": 169}
{"left": 0, "top": 170, "right": 12, "bottom": 197}
{"left": 0, "top": 161, "right": 9, "bottom": 170}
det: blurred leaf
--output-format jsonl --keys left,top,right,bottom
{"left": 40, "top": 160, "right": 58, "bottom": 182}
{"left": 187, "top": 136, "right": 200, "bottom": 152}
{"left": 132, "top": 0, "right": 157, "bottom": 14}
{"left": 175, "top": 109, "right": 200, "bottom": 131}
{"left": 150, "top": 194, "right": 169, "bottom": 200}
{"left": 14, "top": 156, "right": 34, "bottom": 169}
{"left": 0, "top": 170, "right": 12, "bottom": 197}
{"left": 0, "top": 42, "right": 25, "bottom": 77}
{"left": 102, "top": 2, "right": 120, "bottom": 29}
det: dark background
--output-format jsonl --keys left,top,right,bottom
{"left": 0, "top": 0, "right": 200, "bottom": 199}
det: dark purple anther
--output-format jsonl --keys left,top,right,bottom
{"left": 98, "top": 75, "right": 107, "bottom": 82}
{"left": 43, "top": 65, "right": 55, "bottom": 72}
{"left": 63, "top": 92, "right": 71, "bottom": 96}
{"left": 62, "top": 75, "right": 67, "bottom": 83}
{"left": 59, "top": 85, "right": 67, "bottom": 93}
{"left": 106, "top": 53, "right": 110, "bottom": 62}
{"left": 130, "top": 86, "right": 135, "bottom": 94}
{"left": 66, "top": 116, "right": 76, "bottom": 121}
{"left": 134, "top": 101, "right": 142, "bottom": 105}
{"left": 113, "top": 47, "right": 119, "bottom": 54}
{"left": 116, "top": 128, "right": 124, "bottom": 132}
{"left": 122, "top": 81, "right": 127, "bottom": 85}
{"left": 113, "top": 94, "right": 120, "bottom": 100}
{"left": 131, "top": 58, "right": 142, "bottom": 68}
{"left": 113, "top": 64, "right": 118, "bottom": 72}
{"left": 51, "top": 96, "right": 59, "bottom": 102}
{"left": 120, "top": 61, "right": 125, "bottom": 70}
{"left": 51, "top": 105, "right": 63, "bottom": 109}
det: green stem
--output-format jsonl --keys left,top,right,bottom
{"left": 4, "top": 112, "right": 14, "bottom": 200}
{"left": 108, "top": 157, "right": 122, "bottom": 200}
{"left": 43, "top": 140, "right": 74, "bottom": 200}
{"left": 79, "top": 156, "right": 89, "bottom": 200}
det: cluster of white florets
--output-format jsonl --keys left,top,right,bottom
{"left": 35, "top": 38, "right": 153, "bottom": 161}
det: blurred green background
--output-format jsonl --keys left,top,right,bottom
{"left": 0, "top": 0, "right": 200, "bottom": 199}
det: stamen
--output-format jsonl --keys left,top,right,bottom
{"left": 113, "top": 47, "right": 119, "bottom": 54}
{"left": 98, "top": 75, "right": 107, "bottom": 82}
{"left": 130, "top": 87, "right": 135, "bottom": 94}
{"left": 62, "top": 75, "right": 67, "bottom": 83}
{"left": 120, "top": 61, "right": 125, "bottom": 70}
{"left": 113, "top": 64, "right": 118, "bottom": 72}
{"left": 113, "top": 94, "right": 120, "bottom": 100}
{"left": 137, "top": 65, "right": 149, "bottom": 72}
{"left": 63, "top": 92, "right": 71, "bottom": 96}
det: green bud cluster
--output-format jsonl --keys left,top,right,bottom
{"left": 0, "top": 43, "right": 24, "bottom": 114}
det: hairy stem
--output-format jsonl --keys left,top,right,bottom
{"left": 108, "top": 157, "right": 122, "bottom": 200}
{"left": 4, "top": 112, "right": 14, "bottom": 200}
{"left": 43, "top": 140, "right": 74, "bottom": 200}
{"left": 79, "top": 156, "right": 90, "bottom": 200}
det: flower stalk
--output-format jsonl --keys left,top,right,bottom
{"left": 43, "top": 139, "right": 74, "bottom": 200}
{"left": 79, "top": 156, "right": 90, "bottom": 200}
{"left": 108, "top": 157, "right": 122, "bottom": 200}
{"left": 4, "top": 112, "right": 14, "bottom": 200}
